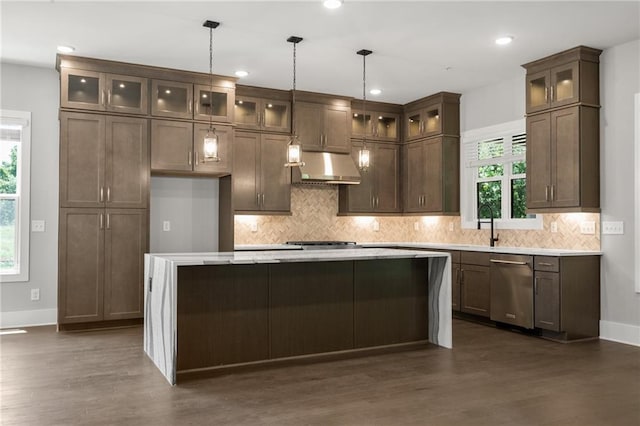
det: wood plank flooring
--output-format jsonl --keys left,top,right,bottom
{"left": 1, "top": 320, "right": 639, "bottom": 425}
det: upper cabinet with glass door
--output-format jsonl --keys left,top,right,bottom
{"left": 351, "top": 101, "right": 401, "bottom": 142}
{"left": 151, "top": 80, "right": 193, "bottom": 119}
{"left": 234, "top": 87, "right": 291, "bottom": 133}
{"left": 404, "top": 92, "right": 461, "bottom": 142}
{"left": 523, "top": 46, "right": 602, "bottom": 114}
{"left": 194, "top": 84, "right": 234, "bottom": 123}
{"left": 61, "top": 69, "right": 148, "bottom": 115}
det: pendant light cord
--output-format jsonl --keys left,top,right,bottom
{"left": 209, "top": 26, "right": 214, "bottom": 131}
{"left": 362, "top": 53, "right": 366, "bottom": 147}
{"left": 291, "top": 41, "right": 297, "bottom": 137}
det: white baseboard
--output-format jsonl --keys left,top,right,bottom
{"left": 600, "top": 320, "right": 640, "bottom": 347}
{"left": 0, "top": 308, "right": 57, "bottom": 329}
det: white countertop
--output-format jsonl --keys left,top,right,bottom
{"left": 147, "top": 248, "right": 448, "bottom": 266}
{"left": 234, "top": 243, "right": 602, "bottom": 256}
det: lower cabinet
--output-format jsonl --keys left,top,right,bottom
{"left": 233, "top": 131, "right": 291, "bottom": 213}
{"left": 58, "top": 208, "right": 148, "bottom": 324}
{"left": 460, "top": 252, "right": 491, "bottom": 318}
{"left": 534, "top": 270, "right": 560, "bottom": 331}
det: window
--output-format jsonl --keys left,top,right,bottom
{"left": 460, "top": 119, "right": 541, "bottom": 230}
{"left": 0, "top": 110, "right": 31, "bottom": 282}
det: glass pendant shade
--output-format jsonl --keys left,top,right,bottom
{"left": 285, "top": 135, "right": 303, "bottom": 167}
{"left": 203, "top": 127, "right": 220, "bottom": 161}
{"left": 358, "top": 146, "right": 370, "bottom": 171}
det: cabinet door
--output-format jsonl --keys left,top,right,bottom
{"left": 422, "top": 104, "right": 442, "bottom": 137}
{"left": 526, "top": 113, "right": 552, "bottom": 209}
{"left": 194, "top": 85, "right": 234, "bottom": 123}
{"left": 452, "top": 263, "right": 461, "bottom": 312}
{"left": 105, "top": 74, "right": 148, "bottom": 115}
{"left": 323, "top": 105, "right": 350, "bottom": 153}
{"left": 260, "top": 134, "right": 291, "bottom": 212}
{"left": 104, "top": 209, "right": 148, "bottom": 320}
{"left": 534, "top": 271, "right": 560, "bottom": 331}
{"left": 405, "top": 108, "right": 423, "bottom": 141}
{"left": 404, "top": 142, "right": 424, "bottom": 212}
{"left": 374, "top": 143, "right": 400, "bottom": 212}
{"left": 60, "top": 112, "right": 105, "bottom": 208}
{"left": 374, "top": 112, "right": 399, "bottom": 141}
{"left": 343, "top": 141, "right": 374, "bottom": 212}
{"left": 61, "top": 69, "right": 105, "bottom": 111}
{"left": 551, "top": 107, "right": 580, "bottom": 208}
{"left": 58, "top": 208, "right": 104, "bottom": 324}
{"left": 550, "top": 62, "right": 579, "bottom": 108}
{"left": 423, "top": 137, "right": 443, "bottom": 212}
{"left": 351, "top": 110, "right": 374, "bottom": 139}
{"left": 151, "top": 80, "right": 193, "bottom": 119}
{"left": 150, "top": 120, "right": 193, "bottom": 172}
{"left": 526, "top": 70, "right": 551, "bottom": 113}
{"left": 234, "top": 96, "right": 260, "bottom": 129}
{"left": 460, "top": 264, "right": 490, "bottom": 317}
{"left": 193, "top": 124, "right": 233, "bottom": 175}
{"left": 296, "top": 102, "right": 324, "bottom": 151}
{"left": 105, "top": 116, "right": 149, "bottom": 209}
{"left": 262, "top": 100, "right": 290, "bottom": 133}
{"left": 233, "top": 131, "right": 260, "bottom": 211}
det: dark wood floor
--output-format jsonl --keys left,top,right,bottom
{"left": 1, "top": 319, "right": 639, "bottom": 425}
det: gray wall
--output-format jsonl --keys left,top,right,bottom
{"left": 0, "top": 63, "right": 59, "bottom": 325}
{"left": 150, "top": 176, "right": 219, "bottom": 253}
{"left": 599, "top": 39, "right": 640, "bottom": 329}
{"left": 460, "top": 75, "right": 525, "bottom": 131}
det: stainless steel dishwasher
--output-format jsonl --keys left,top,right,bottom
{"left": 489, "top": 254, "right": 534, "bottom": 329}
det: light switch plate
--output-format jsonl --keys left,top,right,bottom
{"left": 550, "top": 222, "right": 558, "bottom": 233}
{"left": 162, "top": 221, "right": 171, "bottom": 231}
{"left": 31, "top": 220, "right": 45, "bottom": 232}
{"left": 250, "top": 222, "right": 258, "bottom": 232}
{"left": 449, "top": 222, "right": 454, "bottom": 232}
{"left": 580, "top": 221, "right": 596, "bottom": 234}
{"left": 373, "top": 221, "right": 380, "bottom": 231}
{"left": 602, "top": 221, "right": 624, "bottom": 235}
{"left": 414, "top": 222, "right": 419, "bottom": 231}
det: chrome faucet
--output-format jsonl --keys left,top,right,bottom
{"left": 477, "top": 203, "right": 499, "bottom": 247}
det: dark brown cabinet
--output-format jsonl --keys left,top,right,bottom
{"left": 533, "top": 255, "right": 600, "bottom": 340}
{"left": 61, "top": 68, "right": 148, "bottom": 115}
{"left": 404, "top": 92, "right": 460, "bottom": 142}
{"left": 59, "top": 208, "right": 148, "bottom": 324}
{"left": 60, "top": 112, "right": 149, "bottom": 209}
{"left": 351, "top": 109, "right": 399, "bottom": 142}
{"left": 295, "top": 100, "right": 351, "bottom": 153}
{"left": 460, "top": 252, "right": 491, "bottom": 318}
{"left": 523, "top": 46, "right": 601, "bottom": 213}
{"left": 526, "top": 106, "right": 599, "bottom": 211}
{"left": 151, "top": 80, "right": 193, "bottom": 119}
{"left": 234, "top": 95, "right": 290, "bottom": 133}
{"left": 403, "top": 136, "right": 459, "bottom": 214}
{"left": 194, "top": 84, "right": 234, "bottom": 123}
{"left": 339, "top": 141, "right": 400, "bottom": 214}
{"left": 150, "top": 120, "right": 232, "bottom": 176}
{"left": 233, "top": 131, "right": 291, "bottom": 213}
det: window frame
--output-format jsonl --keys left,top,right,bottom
{"left": 0, "top": 109, "right": 31, "bottom": 282}
{"left": 460, "top": 119, "right": 542, "bottom": 231}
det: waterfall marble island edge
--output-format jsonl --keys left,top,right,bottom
{"left": 143, "top": 249, "right": 452, "bottom": 385}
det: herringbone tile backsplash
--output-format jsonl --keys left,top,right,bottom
{"left": 235, "top": 186, "right": 600, "bottom": 251}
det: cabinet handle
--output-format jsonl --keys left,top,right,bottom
{"left": 101, "top": 90, "right": 106, "bottom": 107}
{"left": 195, "top": 151, "right": 199, "bottom": 166}
{"left": 257, "top": 193, "right": 261, "bottom": 207}
{"left": 544, "top": 87, "right": 548, "bottom": 102}
{"left": 540, "top": 320, "right": 554, "bottom": 325}
{"left": 99, "top": 213, "right": 104, "bottom": 230}
{"left": 100, "top": 187, "right": 104, "bottom": 203}
{"left": 538, "top": 262, "right": 554, "bottom": 266}
{"left": 188, "top": 151, "right": 192, "bottom": 166}
{"left": 107, "top": 187, "right": 111, "bottom": 202}
{"left": 188, "top": 99, "right": 193, "bottom": 114}
{"left": 490, "top": 259, "right": 528, "bottom": 265}
{"left": 545, "top": 186, "right": 549, "bottom": 201}
{"left": 376, "top": 196, "right": 379, "bottom": 208}
{"left": 262, "top": 193, "right": 265, "bottom": 206}
{"left": 550, "top": 185, "right": 555, "bottom": 201}
{"left": 106, "top": 213, "right": 110, "bottom": 230}
{"left": 550, "top": 85, "right": 554, "bottom": 102}
{"left": 107, "top": 89, "right": 112, "bottom": 106}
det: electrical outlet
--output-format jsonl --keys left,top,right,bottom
{"left": 373, "top": 221, "right": 380, "bottom": 232}
{"left": 449, "top": 222, "right": 454, "bottom": 232}
{"left": 30, "top": 288, "right": 40, "bottom": 301}
{"left": 162, "top": 221, "right": 171, "bottom": 231}
{"left": 602, "top": 221, "right": 624, "bottom": 235}
{"left": 580, "top": 221, "right": 596, "bottom": 235}
{"left": 250, "top": 222, "right": 258, "bottom": 232}
{"left": 31, "top": 220, "right": 45, "bottom": 232}
{"left": 550, "top": 222, "right": 558, "bottom": 233}
{"left": 414, "top": 222, "right": 419, "bottom": 231}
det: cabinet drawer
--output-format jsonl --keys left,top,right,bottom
{"left": 534, "top": 256, "right": 559, "bottom": 272}
{"left": 461, "top": 251, "right": 491, "bottom": 266}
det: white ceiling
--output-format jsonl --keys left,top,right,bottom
{"left": 2, "top": 1, "right": 639, "bottom": 104}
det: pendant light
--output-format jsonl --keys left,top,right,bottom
{"left": 202, "top": 20, "right": 220, "bottom": 162}
{"left": 357, "top": 49, "right": 372, "bottom": 171}
{"left": 284, "top": 36, "right": 304, "bottom": 167}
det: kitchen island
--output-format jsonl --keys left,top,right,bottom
{"left": 144, "top": 249, "right": 451, "bottom": 385}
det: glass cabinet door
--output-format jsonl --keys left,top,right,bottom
{"left": 422, "top": 105, "right": 442, "bottom": 137}
{"left": 526, "top": 70, "right": 551, "bottom": 113}
{"left": 234, "top": 97, "right": 259, "bottom": 128}
{"left": 61, "top": 69, "right": 105, "bottom": 111}
{"left": 351, "top": 111, "right": 373, "bottom": 138}
{"left": 262, "top": 100, "right": 290, "bottom": 133}
{"left": 194, "top": 85, "right": 234, "bottom": 123}
{"left": 406, "top": 111, "right": 423, "bottom": 140}
{"left": 105, "top": 74, "right": 148, "bottom": 115}
{"left": 151, "top": 80, "right": 192, "bottom": 119}
{"left": 551, "top": 62, "right": 579, "bottom": 107}
{"left": 373, "top": 113, "right": 398, "bottom": 141}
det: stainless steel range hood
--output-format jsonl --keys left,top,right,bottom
{"left": 291, "top": 152, "right": 361, "bottom": 185}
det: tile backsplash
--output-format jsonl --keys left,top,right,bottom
{"left": 234, "top": 186, "right": 600, "bottom": 251}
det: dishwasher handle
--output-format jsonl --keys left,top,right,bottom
{"left": 490, "top": 259, "right": 528, "bottom": 265}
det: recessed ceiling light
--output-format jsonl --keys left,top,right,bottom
{"left": 57, "top": 45, "right": 75, "bottom": 53}
{"left": 369, "top": 88, "right": 382, "bottom": 95}
{"left": 235, "top": 70, "right": 249, "bottom": 77}
{"left": 495, "top": 36, "right": 514, "bottom": 46}
{"left": 323, "top": 0, "right": 343, "bottom": 9}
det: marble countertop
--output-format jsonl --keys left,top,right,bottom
{"left": 146, "top": 248, "right": 449, "bottom": 266}
{"left": 235, "top": 243, "right": 602, "bottom": 256}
